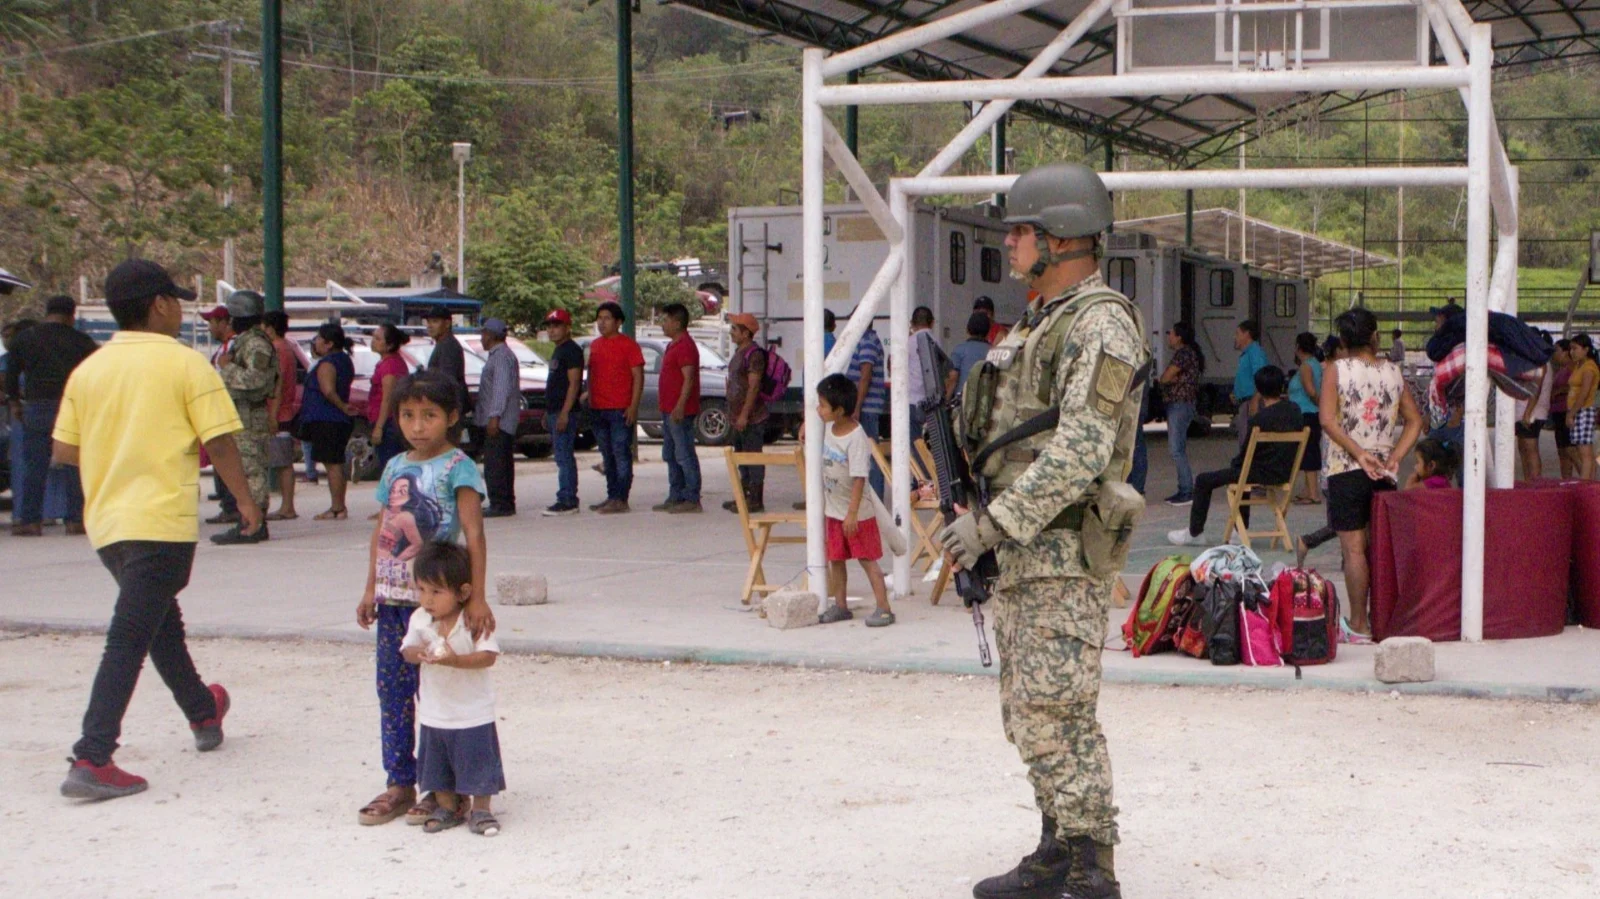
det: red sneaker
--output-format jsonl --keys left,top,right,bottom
{"left": 191, "top": 684, "right": 230, "bottom": 752}
{"left": 60, "top": 758, "right": 148, "bottom": 800}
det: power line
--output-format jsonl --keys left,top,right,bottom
{"left": 0, "top": 20, "right": 226, "bottom": 66}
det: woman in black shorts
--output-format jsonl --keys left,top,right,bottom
{"left": 1319, "top": 309, "right": 1423, "bottom": 643}
{"left": 299, "top": 323, "right": 357, "bottom": 519}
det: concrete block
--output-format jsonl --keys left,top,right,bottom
{"left": 495, "top": 573, "right": 548, "bottom": 606}
{"left": 764, "top": 590, "right": 819, "bottom": 630}
{"left": 1375, "top": 636, "right": 1435, "bottom": 684}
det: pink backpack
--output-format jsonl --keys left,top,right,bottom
{"left": 1238, "top": 593, "right": 1284, "bottom": 667}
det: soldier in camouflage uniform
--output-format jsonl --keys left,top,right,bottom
{"left": 939, "top": 164, "right": 1149, "bottom": 899}
{"left": 212, "top": 290, "right": 280, "bottom": 545}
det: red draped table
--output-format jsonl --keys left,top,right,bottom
{"left": 1367, "top": 480, "right": 1598, "bottom": 642}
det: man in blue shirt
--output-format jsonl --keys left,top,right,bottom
{"left": 822, "top": 308, "right": 836, "bottom": 359}
{"left": 475, "top": 318, "right": 522, "bottom": 517}
{"left": 1232, "top": 319, "right": 1268, "bottom": 450}
{"left": 845, "top": 312, "right": 888, "bottom": 496}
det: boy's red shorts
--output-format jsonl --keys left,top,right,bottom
{"left": 825, "top": 515, "right": 883, "bottom": 562}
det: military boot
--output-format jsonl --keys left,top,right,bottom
{"left": 1056, "top": 837, "right": 1120, "bottom": 899}
{"left": 972, "top": 815, "right": 1074, "bottom": 899}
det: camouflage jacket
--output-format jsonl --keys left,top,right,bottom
{"left": 985, "top": 273, "right": 1147, "bottom": 598}
{"left": 219, "top": 325, "right": 280, "bottom": 410}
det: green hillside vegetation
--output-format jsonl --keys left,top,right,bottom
{"left": 2, "top": 1, "right": 1598, "bottom": 330}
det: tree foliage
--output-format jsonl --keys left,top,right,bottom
{"left": 471, "top": 189, "right": 592, "bottom": 333}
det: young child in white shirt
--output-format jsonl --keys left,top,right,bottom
{"left": 815, "top": 373, "right": 894, "bottom": 627}
{"left": 400, "top": 541, "right": 504, "bottom": 836}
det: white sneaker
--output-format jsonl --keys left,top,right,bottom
{"left": 1166, "top": 528, "right": 1204, "bottom": 547}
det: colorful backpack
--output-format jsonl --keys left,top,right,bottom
{"left": 1269, "top": 567, "right": 1340, "bottom": 666}
{"left": 1238, "top": 587, "right": 1285, "bottom": 667}
{"left": 745, "top": 344, "right": 793, "bottom": 406}
{"left": 1122, "top": 556, "right": 1194, "bottom": 657}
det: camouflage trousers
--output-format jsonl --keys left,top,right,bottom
{"left": 993, "top": 575, "right": 1118, "bottom": 846}
{"left": 237, "top": 404, "right": 273, "bottom": 508}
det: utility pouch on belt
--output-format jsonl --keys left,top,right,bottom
{"left": 1079, "top": 479, "right": 1144, "bottom": 578}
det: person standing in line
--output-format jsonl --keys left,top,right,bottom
{"left": 907, "top": 305, "right": 935, "bottom": 440}
{"left": 1288, "top": 332, "right": 1324, "bottom": 505}
{"left": 1389, "top": 328, "right": 1407, "bottom": 366}
{"left": 263, "top": 311, "right": 301, "bottom": 522}
{"left": 201, "top": 305, "right": 240, "bottom": 526}
{"left": 946, "top": 313, "right": 992, "bottom": 398}
{"left": 1514, "top": 337, "right": 1553, "bottom": 483}
{"left": 1549, "top": 339, "right": 1576, "bottom": 478}
{"left": 1566, "top": 334, "right": 1599, "bottom": 480}
{"left": 936, "top": 163, "right": 1146, "bottom": 899}
{"left": 368, "top": 323, "right": 413, "bottom": 474}
{"left": 585, "top": 301, "right": 644, "bottom": 514}
{"left": 1157, "top": 321, "right": 1203, "bottom": 506}
{"left": 822, "top": 308, "right": 837, "bottom": 358}
{"left": 1321, "top": 308, "right": 1423, "bottom": 643}
{"left": 302, "top": 323, "right": 358, "bottom": 520}
{"left": 474, "top": 318, "right": 521, "bottom": 518}
{"left": 845, "top": 310, "right": 889, "bottom": 497}
{"left": 211, "top": 290, "right": 279, "bottom": 546}
{"left": 6, "top": 294, "right": 97, "bottom": 537}
{"left": 1231, "top": 319, "right": 1268, "bottom": 452}
{"left": 974, "top": 295, "right": 1009, "bottom": 344}
{"left": 423, "top": 306, "right": 470, "bottom": 441}
{"left": 541, "top": 309, "right": 584, "bottom": 516}
{"left": 723, "top": 312, "right": 770, "bottom": 513}
{"left": 655, "top": 302, "right": 703, "bottom": 514}
{"left": 55, "top": 259, "right": 260, "bottom": 800}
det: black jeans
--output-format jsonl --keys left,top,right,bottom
{"left": 74, "top": 541, "right": 216, "bottom": 766}
{"left": 214, "top": 474, "right": 237, "bottom": 516}
{"left": 480, "top": 428, "right": 516, "bottom": 512}
{"left": 1188, "top": 467, "right": 1250, "bottom": 537}
{"left": 731, "top": 424, "right": 766, "bottom": 500}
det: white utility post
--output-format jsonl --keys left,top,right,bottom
{"left": 452, "top": 142, "right": 473, "bottom": 295}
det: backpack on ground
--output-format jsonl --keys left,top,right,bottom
{"left": 1269, "top": 567, "right": 1339, "bottom": 666}
{"left": 1121, "top": 555, "right": 1194, "bottom": 657}
{"left": 745, "top": 344, "right": 792, "bottom": 406}
{"left": 1238, "top": 588, "right": 1285, "bottom": 667}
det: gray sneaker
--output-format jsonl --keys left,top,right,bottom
{"left": 651, "top": 501, "right": 676, "bottom": 512}
{"left": 865, "top": 609, "right": 896, "bottom": 628}
{"left": 818, "top": 605, "right": 853, "bottom": 624}
{"left": 668, "top": 501, "right": 703, "bottom": 514}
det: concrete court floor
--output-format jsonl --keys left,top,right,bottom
{"left": 2, "top": 425, "right": 1596, "bottom": 702}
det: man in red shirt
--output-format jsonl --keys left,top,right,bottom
{"left": 654, "top": 302, "right": 702, "bottom": 514}
{"left": 584, "top": 301, "right": 645, "bottom": 513}
{"left": 264, "top": 311, "right": 301, "bottom": 521}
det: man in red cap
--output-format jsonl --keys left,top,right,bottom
{"left": 541, "top": 308, "right": 585, "bottom": 515}
{"left": 724, "top": 312, "right": 769, "bottom": 513}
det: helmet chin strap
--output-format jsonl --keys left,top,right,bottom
{"left": 1018, "top": 232, "right": 1096, "bottom": 280}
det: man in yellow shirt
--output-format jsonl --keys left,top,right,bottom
{"left": 53, "top": 259, "right": 263, "bottom": 801}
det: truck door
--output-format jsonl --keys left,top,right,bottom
{"left": 1261, "top": 280, "right": 1302, "bottom": 369}
{"left": 1195, "top": 259, "right": 1239, "bottom": 387}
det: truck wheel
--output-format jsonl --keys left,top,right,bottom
{"left": 521, "top": 442, "right": 553, "bottom": 460}
{"left": 695, "top": 400, "right": 731, "bottom": 446}
{"left": 345, "top": 429, "right": 380, "bottom": 483}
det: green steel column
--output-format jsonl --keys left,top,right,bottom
{"left": 991, "top": 113, "right": 1006, "bottom": 207}
{"left": 261, "top": 0, "right": 283, "bottom": 312}
{"left": 1103, "top": 139, "right": 1114, "bottom": 233}
{"left": 844, "top": 70, "right": 859, "bottom": 157}
{"left": 1185, "top": 189, "right": 1194, "bottom": 247}
{"left": 616, "top": 0, "right": 636, "bottom": 336}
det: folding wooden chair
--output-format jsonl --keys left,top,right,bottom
{"left": 908, "top": 439, "right": 946, "bottom": 573}
{"left": 1223, "top": 427, "right": 1310, "bottom": 552}
{"left": 724, "top": 447, "right": 808, "bottom": 605}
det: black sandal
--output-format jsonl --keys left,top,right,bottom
{"left": 467, "top": 809, "right": 501, "bottom": 836}
{"left": 423, "top": 804, "right": 464, "bottom": 833}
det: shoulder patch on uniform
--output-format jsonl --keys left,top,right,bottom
{"left": 1089, "top": 351, "right": 1136, "bottom": 418}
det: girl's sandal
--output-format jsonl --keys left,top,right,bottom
{"left": 265, "top": 510, "right": 299, "bottom": 521}
{"left": 467, "top": 809, "right": 501, "bottom": 837}
{"left": 357, "top": 787, "right": 415, "bottom": 826}
{"left": 423, "top": 804, "right": 464, "bottom": 834}
{"left": 405, "top": 793, "right": 440, "bottom": 826}
{"left": 314, "top": 508, "right": 349, "bottom": 521}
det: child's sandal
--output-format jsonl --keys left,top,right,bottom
{"left": 467, "top": 809, "right": 501, "bottom": 837}
{"left": 405, "top": 792, "right": 440, "bottom": 826}
{"left": 422, "top": 804, "right": 464, "bottom": 834}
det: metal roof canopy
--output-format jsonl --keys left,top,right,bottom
{"left": 1118, "top": 207, "right": 1396, "bottom": 279}
{"left": 674, "top": 0, "right": 1600, "bottom": 164}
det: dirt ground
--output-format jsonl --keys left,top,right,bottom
{"left": 1, "top": 634, "right": 1596, "bottom": 899}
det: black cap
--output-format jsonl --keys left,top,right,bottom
{"left": 423, "top": 304, "right": 453, "bottom": 320}
{"left": 1429, "top": 302, "right": 1463, "bottom": 317}
{"left": 104, "top": 259, "right": 196, "bottom": 304}
{"left": 45, "top": 294, "right": 77, "bottom": 316}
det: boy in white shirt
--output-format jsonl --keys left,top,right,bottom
{"left": 815, "top": 373, "right": 894, "bottom": 627}
{"left": 400, "top": 542, "right": 504, "bottom": 835}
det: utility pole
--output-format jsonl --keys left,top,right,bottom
{"left": 1397, "top": 91, "right": 1406, "bottom": 311}
{"left": 616, "top": 0, "right": 636, "bottom": 336}
{"left": 261, "top": 0, "right": 284, "bottom": 312}
{"left": 222, "top": 23, "right": 236, "bottom": 285}
{"left": 453, "top": 142, "right": 473, "bottom": 295}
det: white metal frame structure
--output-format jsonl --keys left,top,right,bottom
{"left": 800, "top": 0, "right": 1518, "bottom": 641}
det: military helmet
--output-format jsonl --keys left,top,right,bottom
{"left": 1003, "top": 163, "right": 1113, "bottom": 239}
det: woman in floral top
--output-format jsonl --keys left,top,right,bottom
{"left": 1158, "top": 321, "right": 1205, "bottom": 504}
{"left": 1320, "top": 308, "right": 1423, "bottom": 643}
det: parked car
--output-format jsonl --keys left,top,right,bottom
{"left": 575, "top": 336, "right": 755, "bottom": 445}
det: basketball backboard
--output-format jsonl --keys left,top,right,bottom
{"left": 1116, "top": 0, "right": 1430, "bottom": 74}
